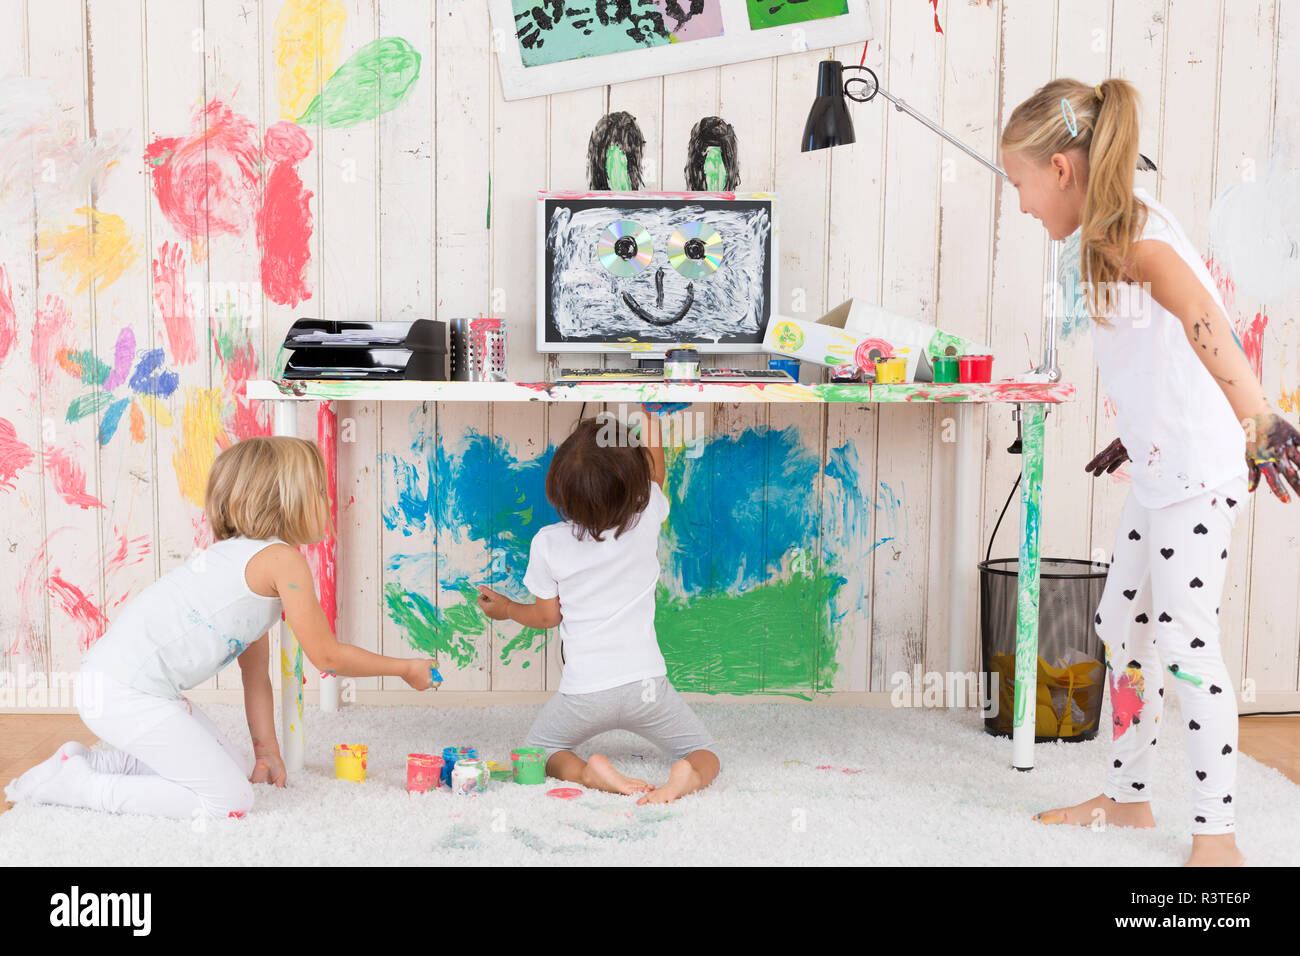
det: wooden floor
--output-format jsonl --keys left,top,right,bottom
{"left": 2, "top": 713, "right": 1296, "bottom": 817}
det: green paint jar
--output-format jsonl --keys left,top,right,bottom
{"left": 511, "top": 747, "right": 547, "bottom": 785}
{"left": 933, "top": 355, "right": 960, "bottom": 383}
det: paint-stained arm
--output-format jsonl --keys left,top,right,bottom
{"left": 1133, "top": 240, "right": 1300, "bottom": 500}
{"left": 477, "top": 586, "right": 562, "bottom": 629}
{"left": 638, "top": 404, "right": 668, "bottom": 487}
{"left": 236, "top": 634, "right": 285, "bottom": 787}
{"left": 251, "top": 544, "right": 438, "bottom": 689}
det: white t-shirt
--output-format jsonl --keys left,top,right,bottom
{"left": 81, "top": 536, "right": 287, "bottom": 699}
{"left": 523, "top": 482, "right": 670, "bottom": 695}
{"left": 1089, "top": 187, "right": 1247, "bottom": 509}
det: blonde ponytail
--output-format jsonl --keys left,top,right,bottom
{"left": 1001, "top": 77, "right": 1148, "bottom": 323}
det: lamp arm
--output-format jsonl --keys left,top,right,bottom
{"left": 843, "top": 66, "right": 1007, "bottom": 179}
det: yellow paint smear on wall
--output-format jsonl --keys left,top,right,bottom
{"left": 274, "top": 0, "right": 347, "bottom": 120}
{"left": 38, "top": 207, "right": 139, "bottom": 294}
{"left": 172, "top": 386, "right": 230, "bottom": 507}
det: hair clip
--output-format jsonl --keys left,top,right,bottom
{"left": 1060, "top": 98, "right": 1078, "bottom": 137}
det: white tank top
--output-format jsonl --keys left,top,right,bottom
{"left": 1089, "top": 187, "right": 1247, "bottom": 509}
{"left": 82, "top": 536, "right": 287, "bottom": 699}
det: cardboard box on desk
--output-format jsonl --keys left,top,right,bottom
{"left": 763, "top": 299, "right": 992, "bottom": 381}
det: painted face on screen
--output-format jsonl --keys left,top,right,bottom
{"left": 547, "top": 204, "right": 771, "bottom": 342}
{"left": 1002, "top": 149, "right": 1087, "bottom": 241}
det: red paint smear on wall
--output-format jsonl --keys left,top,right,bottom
{"left": 47, "top": 572, "right": 109, "bottom": 653}
{"left": 0, "top": 264, "right": 16, "bottom": 365}
{"left": 1203, "top": 256, "right": 1236, "bottom": 314}
{"left": 44, "top": 447, "right": 105, "bottom": 509}
{"left": 32, "top": 295, "right": 74, "bottom": 389}
{"left": 152, "top": 241, "right": 199, "bottom": 365}
{"left": 0, "top": 417, "right": 36, "bottom": 491}
{"left": 306, "top": 402, "right": 338, "bottom": 632}
{"left": 215, "top": 334, "right": 268, "bottom": 441}
{"left": 1241, "top": 312, "right": 1267, "bottom": 382}
{"left": 144, "top": 100, "right": 261, "bottom": 242}
{"left": 930, "top": 0, "right": 943, "bottom": 34}
{"left": 259, "top": 121, "right": 314, "bottom": 307}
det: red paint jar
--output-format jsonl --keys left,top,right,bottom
{"left": 406, "top": 753, "right": 444, "bottom": 793}
{"left": 958, "top": 354, "right": 993, "bottom": 383}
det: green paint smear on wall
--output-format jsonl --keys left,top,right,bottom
{"left": 498, "top": 626, "right": 547, "bottom": 669}
{"left": 655, "top": 571, "right": 842, "bottom": 700}
{"left": 297, "top": 37, "right": 421, "bottom": 129}
{"left": 383, "top": 581, "right": 483, "bottom": 666}
{"left": 386, "top": 581, "right": 549, "bottom": 669}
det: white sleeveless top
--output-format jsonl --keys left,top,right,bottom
{"left": 82, "top": 536, "right": 287, "bottom": 699}
{"left": 1089, "top": 187, "right": 1247, "bottom": 509}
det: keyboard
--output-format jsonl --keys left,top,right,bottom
{"left": 556, "top": 367, "right": 794, "bottom": 383}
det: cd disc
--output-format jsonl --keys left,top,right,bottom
{"left": 668, "top": 222, "right": 724, "bottom": 279}
{"left": 597, "top": 221, "right": 653, "bottom": 276}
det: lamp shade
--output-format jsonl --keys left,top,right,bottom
{"left": 801, "top": 60, "right": 855, "bottom": 151}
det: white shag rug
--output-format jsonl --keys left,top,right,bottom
{"left": 3, "top": 697, "right": 1297, "bottom": 866}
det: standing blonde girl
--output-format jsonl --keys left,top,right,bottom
{"left": 6, "top": 436, "right": 438, "bottom": 819}
{"left": 1000, "top": 77, "right": 1300, "bottom": 866}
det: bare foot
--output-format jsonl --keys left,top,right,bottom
{"left": 638, "top": 759, "right": 703, "bottom": 805}
{"left": 1033, "top": 793, "right": 1154, "bottom": 829}
{"left": 1186, "top": 834, "right": 1245, "bottom": 867}
{"left": 581, "top": 754, "right": 652, "bottom": 795}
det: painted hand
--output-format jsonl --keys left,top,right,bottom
{"left": 1085, "top": 437, "right": 1128, "bottom": 477}
{"left": 476, "top": 585, "right": 512, "bottom": 621}
{"left": 1246, "top": 412, "right": 1300, "bottom": 503}
{"left": 402, "top": 659, "right": 439, "bottom": 692}
{"left": 250, "top": 753, "right": 287, "bottom": 788}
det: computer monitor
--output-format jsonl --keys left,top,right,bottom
{"left": 537, "top": 191, "right": 777, "bottom": 356}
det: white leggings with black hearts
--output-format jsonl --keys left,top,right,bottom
{"left": 1093, "top": 475, "right": 1248, "bottom": 835}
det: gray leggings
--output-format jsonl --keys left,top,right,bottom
{"left": 525, "top": 677, "right": 717, "bottom": 764}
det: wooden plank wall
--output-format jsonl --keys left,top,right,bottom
{"left": 0, "top": 0, "right": 1296, "bottom": 709}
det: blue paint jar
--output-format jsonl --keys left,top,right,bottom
{"left": 441, "top": 745, "right": 478, "bottom": 787}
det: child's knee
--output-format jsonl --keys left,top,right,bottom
{"left": 204, "top": 776, "right": 254, "bottom": 819}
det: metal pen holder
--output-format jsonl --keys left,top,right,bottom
{"left": 450, "top": 318, "right": 507, "bottom": 382}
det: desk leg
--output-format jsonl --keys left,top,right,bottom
{"left": 1012, "top": 403, "right": 1045, "bottom": 770}
{"left": 948, "top": 404, "right": 975, "bottom": 679}
{"left": 272, "top": 401, "right": 305, "bottom": 774}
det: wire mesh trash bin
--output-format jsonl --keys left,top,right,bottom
{"left": 978, "top": 558, "right": 1109, "bottom": 742}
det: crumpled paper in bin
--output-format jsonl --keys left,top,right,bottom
{"left": 989, "top": 650, "right": 1104, "bottom": 737}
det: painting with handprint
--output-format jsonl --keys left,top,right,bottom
{"left": 511, "top": 0, "right": 724, "bottom": 67}
{"left": 538, "top": 193, "right": 775, "bottom": 351}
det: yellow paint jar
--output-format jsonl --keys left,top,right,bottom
{"left": 334, "top": 744, "right": 368, "bottom": 782}
{"left": 874, "top": 357, "right": 907, "bottom": 383}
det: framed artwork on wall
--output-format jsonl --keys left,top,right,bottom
{"left": 489, "top": 0, "right": 873, "bottom": 100}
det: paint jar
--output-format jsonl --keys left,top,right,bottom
{"left": 441, "top": 745, "right": 478, "bottom": 788}
{"left": 511, "top": 747, "right": 547, "bottom": 785}
{"left": 451, "top": 757, "right": 489, "bottom": 795}
{"left": 874, "top": 357, "right": 908, "bottom": 384}
{"left": 486, "top": 760, "right": 514, "bottom": 783}
{"left": 406, "top": 753, "right": 443, "bottom": 793}
{"left": 334, "top": 744, "right": 368, "bottom": 782}
{"left": 663, "top": 348, "right": 700, "bottom": 380}
{"left": 932, "top": 355, "right": 960, "bottom": 383}
{"left": 768, "top": 357, "right": 800, "bottom": 381}
{"left": 959, "top": 354, "right": 994, "bottom": 383}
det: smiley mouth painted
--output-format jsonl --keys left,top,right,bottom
{"left": 622, "top": 267, "right": 695, "bottom": 326}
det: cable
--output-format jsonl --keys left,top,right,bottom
{"left": 985, "top": 472, "right": 1022, "bottom": 565}
{"left": 1240, "top": 710, "right": 1300, "bottom": 717}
